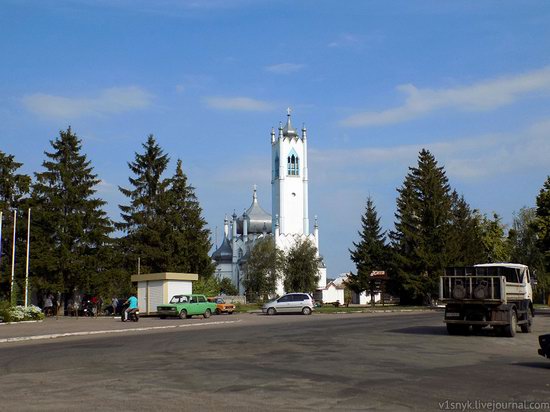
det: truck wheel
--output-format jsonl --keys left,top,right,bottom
{"left": 504, "top": 309, "right": 517, "bottom": 337}
{"left": 520, "top": 312, "right": 533, "bottom": 333}
{"left": 472, "top": 325, "right": 483, "bottom": 334}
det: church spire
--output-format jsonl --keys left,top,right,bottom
{"left": 282, "top": 107, "right": 297, "bottom": 138}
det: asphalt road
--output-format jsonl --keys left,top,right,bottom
{"left": 1, "top": 311, "right": 549, "bottom": 411}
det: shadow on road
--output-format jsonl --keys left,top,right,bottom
{"left": 389, "top": 326, "right": 448, "bottom": 335}
{"left": 512, "top": 361, "right": 550, "bottom": 370}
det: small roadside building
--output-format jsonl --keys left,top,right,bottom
{"left": 130, "top": 272, "right": 198, "bottom": 315}
{"left": 314, "top": 280, "right": 345, "bottom": 305}
{"left": 331, "top": 272, "right": 383, "bottom": 305}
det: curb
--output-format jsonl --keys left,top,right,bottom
{"left": 0, "top": 320, "right": 44, "bottom": 326}
{"left": 0, "top": 319, "right": 241, "bottom": 344}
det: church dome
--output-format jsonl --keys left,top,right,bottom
{"left": 212, "top": 235, "right": 232, "bottom": 263}
{"left": 237, "top": 187, "right": 272, "bottom": 234}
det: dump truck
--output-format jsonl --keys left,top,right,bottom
{"left": 439, "top": 263, "right": 534, "bottom": 337}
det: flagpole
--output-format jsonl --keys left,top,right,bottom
{"left": 25, "top": 208, "right": 31, "bottom": 307}
{"left": 10, "top": 210, "right": 16, "bottom": 302}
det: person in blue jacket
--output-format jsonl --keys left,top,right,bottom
{"left": 123, "top": 294, "right": 138, "bottom": 321}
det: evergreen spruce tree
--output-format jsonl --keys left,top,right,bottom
{"left": 165, "top": 159, "right": 214, "bottom": 278}
{"left": 479, "top": 213, "right": 510, "bottom": 263}
{"left": 348, "top": 196, "right": 388, "bottom": 306}
{"left": 448, "top": 191, "right": 484, "bottom": 266}
{"left": 389, "top": 149, "right": 453, "bottom": 305}
{"left": 284, "top": 239, "right": 321, "bottom": 293}
{"left": 534, "top": 176, "right": 550, "bottom": 297}
{"left": 31, "top": 127, "right": 113, "bottom": 294}
{"left": 117, "top": 135, "right": 171, "bottom": 274}
{"left": 0, "top": 151, "right": 31, "bottom": 298}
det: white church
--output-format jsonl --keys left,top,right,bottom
{"left": 212, "top": 109, "right": 327, "bottom": 296}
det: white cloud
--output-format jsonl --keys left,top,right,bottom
{"left": 265, "top": 63, "right": 305, "bottom": 74}
{"left": 341, "top": 66, "right": 550, "bottom": 127}
{"left": 22, "top": 86, "right": 153, "bottom": 120}
{"left": 203, "top": 96, "right": 275, "bottom": 111}
{"left": 311, "top": 118, "right": 550, "bottom": 183}
{"left": 95, "top": 179, "right": 117, "bottom": 194}
{"left": 328, "top": 33, "right": 362, "bottom": 49}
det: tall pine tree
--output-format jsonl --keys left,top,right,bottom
{"left": 534, "top": 176, "right": 550, "bottom": 297}
{"left": 348, "top": 196, "right": 388, "bottom": 306}
{"left": 0, "top": 151, "right": 31, "bottom": 298}
{"left": 164, "top": 159, "right": 214, "bottom": 278}
{"left": 31, "top": 127, "right": 113, "bottom": 294}
{"left": 117, "top": 135, "right": 171, "bottom": 274}
{"left": 448, "top": 191, "right": 484, "bottom": 266}
{"left": 390, "top": 149, "right": 453, "bottom": 305}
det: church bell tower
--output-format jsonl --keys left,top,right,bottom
{"left": 271, "top": 108, "right": 310, "bottom": 236}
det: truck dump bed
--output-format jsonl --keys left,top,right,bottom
{"left": 439, "top": 266, "right": 524, "bottom": 302}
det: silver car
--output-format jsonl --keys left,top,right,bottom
{"left": 262, "top": 293, "right": 314, "bottom": 315}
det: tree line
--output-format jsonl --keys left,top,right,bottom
{"left": 348, "top": 149, "right": 550, "bottom": 305}
{"left": 0, "top": 128, "right": 218, "bottom": 304}
{"left": 2, "top": 130, "right": 548, "bottom": 306}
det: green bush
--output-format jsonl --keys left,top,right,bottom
{"left": 0, "top": 301, "right": 44, "bottom": 322}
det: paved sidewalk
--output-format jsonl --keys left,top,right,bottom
{"left": 0, "top": 316, "right": 240, "bottom": 343}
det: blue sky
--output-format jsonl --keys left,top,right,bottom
{"left": 1, "top": 0, "right": 550, "bottom": 276}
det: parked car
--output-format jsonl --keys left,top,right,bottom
{"left": 157, "top": 294, "right": 217, "bottom": 319}
{"left": 207, "top": 297, "right": 235, "bottom": 315}
{"left": 262, "top": 293, "right": 314, "bottom": 315}
{"left": 538, "top": 334, "right": 550, "bottom": 359}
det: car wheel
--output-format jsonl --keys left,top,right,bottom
{"left": 215, "top": 308, "right": 221, "bottom": 315}
{"left": 267, "top": 307, "right": 276, "bottom": 316}
{"left": 179, "top": 309, "right": 187, "bottom": 320}
{"left": 302, "top": 307, "right": 312, "bottom": 315}
{"left": 228, "top": 311, "right": 234, "bottom": 315}
{"left": 204, "top": 309, "right": 212, "bottom": 319}
{"left": 159, "top": 316, "right": 166, "bottom": 320}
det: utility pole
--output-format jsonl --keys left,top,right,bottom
{"left": 10, "top": 210, "right": 16, "bottom": 302}
{"left": 25, "top": 208, "right": 31, "bottom": 307}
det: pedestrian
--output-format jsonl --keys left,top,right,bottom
{"left": 43, "top": 293, "right": 54, "bottom": 317}
{"left": 90, "top": 295, "right": 99, "bottom": 317}
{"left": 111, "top": 296, "right": 119, "bottom": 316}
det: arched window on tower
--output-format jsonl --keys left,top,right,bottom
{"left": 287, "top": 149, "right": 299, "bottom": 176}
{"left": 274, "top": 156, "right": 279, "bottom": 178}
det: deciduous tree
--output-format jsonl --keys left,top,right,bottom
{"left": 243, "top": 237, "right": 284, "bottom": 301}
{"left": 284, "top": 238, "right": 321, "bottom": 293}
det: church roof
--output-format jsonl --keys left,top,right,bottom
{"left": 237, "top": 187, "right": 272, "bottom": 234}
{"left": 212, "top": 235, "right": 233, "bottom": 263}
{"left": 282, "top": 108, "right": 298, "bottom": 138}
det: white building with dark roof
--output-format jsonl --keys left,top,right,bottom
{"left": 212, "top": 109, "right": 327, "bottom": 295}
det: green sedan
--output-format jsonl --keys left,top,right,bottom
{"left": 157, "top": 294, "right": 217, "bottom": 319}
